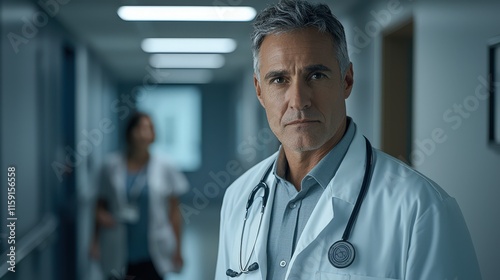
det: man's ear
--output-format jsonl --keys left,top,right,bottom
{"left": 254, "top": 74, "right": 265, "bottom": 108}
{"left": 343, "top": 63, "right": 354, "bottom": 99}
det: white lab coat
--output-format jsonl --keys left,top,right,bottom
{"left": 216, "top": 130, "right": 481, "bottom": 279}
{"left": 97, "top": 152, "right": 189, "bottom": 277}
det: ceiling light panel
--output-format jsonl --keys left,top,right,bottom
{"left": 118, "top": 6, "right": 256, "bottom": 21}
{"left": 149, "top": 69, "right": 214, "bottom": 84}
{"left": 142, "top": 38, "right": 237, "bottom": 53}
{"left": 150, "top": 54, "right": 225, "bottom": 69}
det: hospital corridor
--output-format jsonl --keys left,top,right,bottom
{"left": 1, "top": 0, "right": 500, "bottom": 279}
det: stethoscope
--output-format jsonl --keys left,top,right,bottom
{"left": 226, "top": 137, "right": 373, "bottom": 277}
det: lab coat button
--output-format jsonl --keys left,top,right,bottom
{"left": 279, "top": 260, "right": 287, "bottom": 267}
{"left": 289, "top": 203, "right": 297, "bottom": 209}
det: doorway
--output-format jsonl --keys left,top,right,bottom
{"left": 381, "top": 19, "right": 414, "bottom": 164}
{"left": 58, "top": 44, "right": 77, "bottom": 280}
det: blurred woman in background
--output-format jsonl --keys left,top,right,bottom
{"left": 90, "top": 112, "right": 189, "bottom": 280}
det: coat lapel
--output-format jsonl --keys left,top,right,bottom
{"left": 286, "top": 130, "right": 367, "bottom": 277}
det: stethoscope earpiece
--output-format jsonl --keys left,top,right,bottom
{"left": 225, "top": 269, "right": 240, "bottom": 277}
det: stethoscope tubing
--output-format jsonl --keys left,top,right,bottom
{"left": 228, "top": 137, "right": 374, "bottom": 276}
{"left": 341, "top": 137, "right": 373, "bottom": 241}
{"left": 236, "top": 168, "right": 272, "bottom": 275}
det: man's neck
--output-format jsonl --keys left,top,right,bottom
{"left": 282, "top": 147, "right": 331, "bottom": 191}
{"left": 282, "top": 121, "right": 347, "bottom": 191}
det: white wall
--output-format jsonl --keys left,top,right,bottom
{"left": 344, "top": 1, "right": 500, "bottom": 279}
{"left": 414, "top": 2, "right": 500, "bottom": 279}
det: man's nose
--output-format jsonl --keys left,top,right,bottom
{"left": 288, "top": 79, "right": 312, "bottom": 110}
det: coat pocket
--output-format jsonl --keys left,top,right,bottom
{"left": 316, "top": 272, "right": 400, "bottom": 280}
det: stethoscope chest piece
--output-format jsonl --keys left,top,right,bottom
{"left": 328, "top": 240, "right": 355, "bottom": 268}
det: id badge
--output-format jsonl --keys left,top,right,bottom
{"left": 120, "top": 204, "right": 139, "bottom": 223}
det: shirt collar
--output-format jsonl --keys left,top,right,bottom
{"left": 307, "top": 118, "right": 356, "bottom": 189}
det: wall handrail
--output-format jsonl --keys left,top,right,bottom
{"left": 0, "top": 215, "right": 58, "bottom": 278}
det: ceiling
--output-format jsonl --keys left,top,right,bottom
{"left": 53, "top": 0, "right": 359, "bottom": 84}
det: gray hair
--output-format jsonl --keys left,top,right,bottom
{"left": 251, "top": 0, "right": 350, "bottom": 80}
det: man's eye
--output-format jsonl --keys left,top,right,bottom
{"left": 271, "top": 77, "right": 286, "bottom": 84}
{"left": 311, "top": 73, "right": 326, "bottom": 80}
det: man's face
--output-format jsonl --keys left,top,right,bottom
{"left": 254, "top": 28, "right": 354, "bottom": 154}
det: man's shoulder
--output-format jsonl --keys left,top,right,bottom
{"left": 372, "top": 149, "right": 451, "bottom": 204}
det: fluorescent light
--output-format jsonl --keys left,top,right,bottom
{"left": 150, "top": 54, "right": 225, "bottom": 69}
{"left": 149, "top": 69, "right": 214, "bottom": 84}
{"left": 142, "top": 38, "right": 237, "bottom": 53}
{"left": 118, "top": 6, "right": 256, "bottom": 21}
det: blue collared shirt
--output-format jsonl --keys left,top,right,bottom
{"left": 266, "top": 118, "right": 356, "bottom": 280}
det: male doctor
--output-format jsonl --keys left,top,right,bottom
{"left": 215, "top": 0, "right": 482, "bottom": 279}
